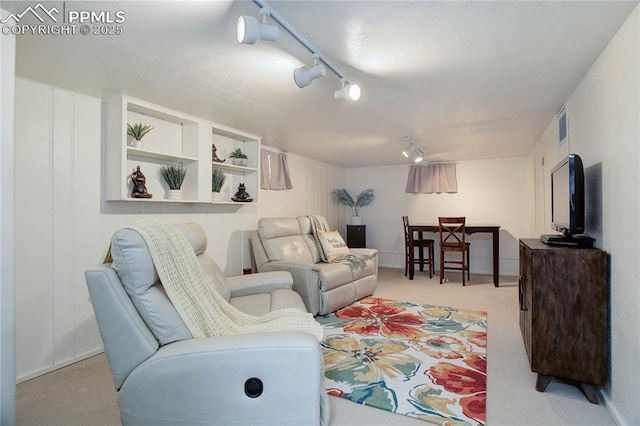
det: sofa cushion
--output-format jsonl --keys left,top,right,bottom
{"left": 110, "top": 223, "right": 230, "bottom": 345}
{"left": 259, "top": 217, "right": 315, "bottom": 264}
{"left": 315, "top": 259, "right": 376, "bottom": 291}
{"left": 258, "top": 217, "right": 301, "bottom": 239}
{"left": 229, "top": 289, "right": 307, "bottom": 316}
{"left": 110, "top": 228, "right": 193, "bottom": 345}
{"left": 262, "top": 236, "right": 314, "bottom": 264}
{"left": 317, "top": 230, "right": 350, "bottom": 261}
{"left": 197, "top": 254, "right": 232, "bottom": 301}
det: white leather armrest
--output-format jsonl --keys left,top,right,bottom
{"left": 350, "top": 248, "right": 378, "bottom": 257}
{"left": 227, "top": 271, "right": 293, "bottom": 297}
{"left": 260, "top": 260, "right": 324, "bottom": 272}
{"left": 119, "top": 332, "right": 322, "bottom": 426}
{"left": 257, "top": 261, "right": 321, "bottom": 314}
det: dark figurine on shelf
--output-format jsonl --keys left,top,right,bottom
{"left": 130, "top": 165, "right": 153, "bottom": 198}
{"left": 212, "top": 144, "right": 226, "bottom": 163}
{"left": 231, "top": 183, "right": 253, "bottom": 202}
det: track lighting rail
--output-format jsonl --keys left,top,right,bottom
{"left": 251, "top": 0, "right": 356, "bottom": 87}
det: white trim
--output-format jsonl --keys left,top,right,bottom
{"left": 16, "top": 348, "right": 104, "bottom": 384}
{"left": 0, "top": 15, "right": 16, "bottom": 423}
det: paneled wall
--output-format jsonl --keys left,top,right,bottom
{"left": 14, "top": 79, "right": 103, "bottom": 381}
{"left": 13, "top": 78, "right": 346, "bottom": 381}
{"left": 345, "top": 157, "right": 534, "bottom": 276}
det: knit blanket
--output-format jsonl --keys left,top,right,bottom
{"left": 111, "top": 219, "right": 324, "bottom": 341}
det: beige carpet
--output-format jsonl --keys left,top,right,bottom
{"left": 17, "top": 268, "right": 616, "bottom": 425}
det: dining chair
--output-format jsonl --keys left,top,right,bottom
{"left": 438, "top": 216, "right": 471, "bottom": 285}
{"left": 403, "top": 216, "right": 434, "bottom": 279}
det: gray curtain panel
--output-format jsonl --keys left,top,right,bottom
{"left": 260, "top": 148, "right": 293, "bottom": 190}
{"left": 405, "top": 163, "right": 458, "bottom": 194}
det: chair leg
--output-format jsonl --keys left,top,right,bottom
{"left": 439, "top": 251, "right": 444, "bottom": 284}
{"left": 467, "top": 247, "right": 470, "bottom": 280}
{"left": 462, "top": 250, "right": 466, "bottom": 286}
{"left": 418, "top": 247, "right": 424, "bottom": 271}
{"left": 404, "top": 252, "right": 408, "bottom": 276}
{"left": 428, "top": 244, "right": 434, "bottom": 278}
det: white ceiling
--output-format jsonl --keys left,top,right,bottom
{"left": 8, "top": 0, "right": 638, "bottom": 167}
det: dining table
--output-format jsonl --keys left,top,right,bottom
{"left": 408, "top": 224, "right": 501, "bottom": 287}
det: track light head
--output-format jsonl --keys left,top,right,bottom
{"left": 293, "top": 57, "right": 326, "bottom": 88}
{"left": 237, "top": 9, "right": 279, "bottom": 44}
{"left": 402, "top": 139, "right": 424, "bottom": 163}
{"left": 334, "top": 79, "right": 361, "bottom": 101}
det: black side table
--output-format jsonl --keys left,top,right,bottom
{"left": 346, "top": 225, "right": 366, "bottom": 248}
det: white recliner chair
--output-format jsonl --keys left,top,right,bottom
{"left": 85, "top": 223, "right": 324, "bottom": 425}
{"left": 250, "top": 216, "right": 378, "bottom": 316}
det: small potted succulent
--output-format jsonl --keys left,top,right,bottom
{"left": 229, "top": 148, "right": 248, "bottom": 167}
{"left": 211, "top": 169, "right": 227, "bottom": 202}
{"left": 127, "top": 122, "right": 154, "bottom": 149}
{"left": 160, "top": 164, "right": 187, "bottom": 200}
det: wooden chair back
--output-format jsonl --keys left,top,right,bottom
{"left": 439, "top": 217, "right": 466, "bottom": 250}
{"left": 402, "top": 216, "right": 411, "bottom": 244}
{"left": 403, "top": 215, "right": 434, "bottom": 279}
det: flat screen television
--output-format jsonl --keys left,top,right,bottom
{"left": 541, "top": 154, "right": 593, "bottom": 247}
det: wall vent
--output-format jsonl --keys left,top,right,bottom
{"left": 556, "top": 103, "right": 568, "bottom": 145}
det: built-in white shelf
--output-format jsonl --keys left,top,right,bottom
{"left": 127, "top": 147, "right": 198, "bottom": 163}
{"left": 105, "top": 95, "right": 261, "bottom": 204}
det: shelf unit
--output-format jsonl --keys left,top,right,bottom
{"left": 211, "top": 128, "right": 259, "bottom": 204}
{"left": 106, "top": 95, "right": 260, "bottom": 204}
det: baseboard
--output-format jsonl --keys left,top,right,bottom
{"left": 599, "top": 388, "right": 629, "bottom": 426}
{"left": 16, "top": 347, "right": 104, "bottom": 384}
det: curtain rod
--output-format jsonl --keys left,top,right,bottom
{"left": 411, "top": 161, "right": 457, "bottom": 166}
{"left": 261, "top": 145, "right": 284, "bottom": 153}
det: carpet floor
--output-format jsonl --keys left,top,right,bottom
{"left": 16, "top": 268, "right": 616, "bottom": 425}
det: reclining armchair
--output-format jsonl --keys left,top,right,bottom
{"left": 85, "top": 223, "right": 324, "bottom": 425}
{"left": 250, "top": 216, "right": 378, "bottom": 316}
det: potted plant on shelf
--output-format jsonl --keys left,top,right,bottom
{"left": 229, "top": 148, "right": 248, "bottom": 167}
{"left": 127, "top": 122, "right": 154, "bottom": 149}
{"left": 211, "top": 169, "right": 227, "bottom": 202}
{"left": 331, "top": 188, "right": 375, "bottom": 225}
{"left": 160, "top": 164, "right": 187, "bottom": 200}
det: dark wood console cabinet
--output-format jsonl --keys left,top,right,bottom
{"left": 519, "top": 239, "right": 607, "bottom": 403}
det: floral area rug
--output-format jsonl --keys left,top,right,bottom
{"left": 318, "top": 297, "right": 487, "bottom": 425}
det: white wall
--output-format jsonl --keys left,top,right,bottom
{"left": 532, "top": 6, "right": 639, "bottom": 424}
{"left": 0, "top": 12, "right": 17, "bottom": 424}
{"left": 346, "top": 157, "right": 534, "bottom": 276}
{"left": 13, "top": 78, "right": 345, "bottom": 381}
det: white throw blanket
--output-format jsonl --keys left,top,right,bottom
{"left": 119, "top": 219, "right": 324, "bottom": 341}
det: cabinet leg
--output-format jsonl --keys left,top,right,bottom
{"left": 579, "top": 383, "right": 600, "bottom": 404}
{"left": 535, "top": 374, "right": 552, "bottom": 392}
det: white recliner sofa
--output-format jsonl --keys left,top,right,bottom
{"left": 250, "top": 216, "right": 378, "bottom": 316}
{"left": 85, "top": 223, "right": 324, "bottom": 425}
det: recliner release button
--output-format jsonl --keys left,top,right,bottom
{"left": 244, "top": 377, "right": 263, "bottom": 398}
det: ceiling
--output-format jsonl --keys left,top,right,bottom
{"left": 7, "top": 0, "right": 638, "bottom": 167}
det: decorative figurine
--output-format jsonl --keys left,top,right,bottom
{"left": 130, "top": 165, "right": 153, "bottom": 198}
{"left": 212, "top": 144, "right": 226, "bottom": 163}
{"left": 231, "top": 182, "right": 253, "bottom": 202}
